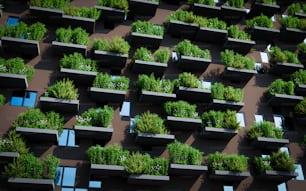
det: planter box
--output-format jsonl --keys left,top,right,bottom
{"left": 139, "top": 90, "right": 176, "bottom": 104}
{"left": 0, "top": 73, "right": 28, "bottom": 89}
{"left": 15, "top": 127, "right": 58, "bottom": 144}
{"left": 269, "top": 62, "right": 304, "bottom": 76}
{"left": 223, "top": 37, "right": 256, "bottom": 55}
{"left": 135, "top": 132, "right": 175, "bottom": 146}
{"left": 8, "top": 177, "right": 54, "bottom": 190}
{"left": 132, "top": 60, "right": 167, "bottom": 77}
{"left": 166, "top": 116, "right": 202, "bottom": 131}
{"left": 1, "top": 36, "right": 40, "bottom": 57}
{"left": 248, "top": 2, "right": 280, "bottom": 17}
{"left": 51, "top": 41, "right": 87, "bottom": 56}
{"left": 256, "top": 170, "right": 298, "bottom": 182}
{"left": 93, "top": 50, "right": 128, "bottom": 68}
{"left": 295, "top": 12, "right": 306, "bottom": 19}
{"left": 94, "top": 5, "right": 125, "bottom": 28}
{"left": 221, "top": 67, "right": 257, "bottom": 83}
{"left": 29, "top": 6, "right": 63, "bottom": 24}
{"left": 279, "top": 28, "right": 306, "bottom": 43}
{"left": 90, "top": 164, "right": 125, "bottom": 177}
{"left": 221, "top": 5, "right": 248, "bottom": 22}
{"left": 248, "top": 26, "right": 280, "bottom": 41}
{"left": 267, "top": 94, "right": 304, "bottom": 107}
{"left": 195, "top": 27, "right": 228, "bottom": 44}
{"left": 39, "top": 96, "right": 79, "bottom": 113}
{"left": 209, "top": 99, "right": 244, "bottom": 111}
{"left": 166, "top": 20, "right": 199, "bottom": 39}
{"left": 130, "top": 32, "right": 163, "bottom": 49}
{"left": 192, "top": 3, "right": 221, "bottom": 18}
{"left": 200, "top": 127, "right": 239, "bottom": 140}
{"left": 59, "top": 68, "right": 97, "bottom": 85}
{"left": 250, "top": 137, "right": 289, "bottom": 150}
{"left": 169, "top": 163, "right": 208, "bottom": 176}
{"left": 74, "top": 125, "right": 113, "bottom": 142}
{"left": 127, "top": 174, "right": 170, "bottom": 185}
{"left": 90, "top": 87, "right": 127, "bottom": 103}
{"left": 176, "top": 86, "right": 211, "bottom": 103}
{"left": 62, "top": 15, "right": 96, "bottom": 34}
{"left": 177, "top": 55, "right": 211, "bottom": 72}
{"left": 128, "top": 0, "right": 159, "bottom": 18}
{"left": 209, "top": 170, "right": 250, "bottom": 181}
{"left": 0, "top": 152, "right": 19, "bottom": 165}
{"left": 295, "top": 84, "right": 306, "bottom": 96}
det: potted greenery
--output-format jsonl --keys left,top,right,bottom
{"left": 131, "top": 111, "right": 175, "bottom": 146}
{"left": 93, "top": 37, "right": 130, "bottom": 69}
{"left": 52, "top": 26, "right": 90, "bottom": 56}
{"left": 164, "top": 100, "right": 201, "bottom": 131}
{"left": 167, "top": 141, "right": 207, "bottom": 176}
{"left": 131, "top": 47, "right": 170, "bottom": 77}
{"left": 293, "top": 98, "right": 306, "bottom": 125}
{"left": 189, "top": 0, "right": 221, "bottom": 19}
{"left": 3, "top": 153, "right": 60, "bottom": 190}
{"left": 297, "top": 41, "right": 306, "bottom": 65}
{"left": 205, "top": 152, "right": 250, "bottom": 181}
{"left": 209, "top": 82, "right": 244, "bottom": 111}
{"left": 290, "top": 69, "right": 306, "bottom": 96}
{"left": 253, "top": 151, "right": 298, "bottom": 181}
{"left": 128, "top": 0, "right": 159, "bottom": 19}
{"left": 39, "top": 78, "right": 80, "bottom": 113}
{"left": 134, "top": 74, "right": 176, "bottom": 104}
{"left": 1, "top": 22, "right": 47, "bottom": 57}
{"left": 87, "top": 144, "right": 129, "bottom": 177}
{"left": 200, "top": 110, "right": 242, "bottom": 140}
{"left": 173, "top": 39, "right": 212, "bottom": 72}
{"left": 62, "top": 6, "right": 101, "bottom": 33}
{"left": 59, "top": 52, "right": 98, "bottom": 85}
{"left": 0, "top": 57, "right": 34, "bottom": 89}
{"left": 286, "top": 2, "right": 306, "bottom": 19}
{"left": 220, "top": 0, "right": 249, "bottom": 23}
{"left": 0, "top": 94, "right": 5, "bottom": 108}
{"left": 74, "top": 106, "right": 114, "bottom": 144}
{"left": 247, "top": 121, "right": 289, "bottom": 150}
{"left": 223, "top": 25, "right": 256, "bottom": 55}
{"left": 221, "top": 49, "right": 257, "bottom": 82}
{"left": 89, "top": 73, "right": 129, "bottom": 103}
{"left": 12, "top": 108, "right": 64, "bottom": 144}
{"left": 248, "top": 0, "right": 280, "bottom": 17}
{"left": 279, "top": 16, "right": 306, "bottom": 43}
{"left": 130, "top": 20, "right": 164, "bottom": 48}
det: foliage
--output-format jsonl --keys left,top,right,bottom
{"left": 196, "top": 17, "right": 227, "bottom": 30}
{"left": 164, "top": 9, "right": 198, "bottom": 26}
{"left": 93, "top": 73, "right": 129, "bottom": 91}
{"left": 205, "top": 152, "right": 248, "bottom": 172}
{"left": 297, "top": 42, "right": 306, "bottom": 53}
{"left": 266, "top": 79, "right": 295, "bottom": 98}
{"left": 75, "top": 106, "right": 114, "bottom": 127}
{"left": 201, "top": 110, "right": 241, "bottom": 130}
{"left": 174, "top": 39, "right": 211, "bottom": 59}
{"left": 287, "top": 3, "right": 306, "bottom": 16}
{"left": 4, "top": 21, "right": 47, "bottom": 41}
{"left": 60, "top": 52, "right": 97, "bottom": 72}
{"left": 28, "top": 0, "right": 69, "bottom": 10}
{"left": 221, "top": 49, "right": 255, "bottom": 69}
{"left": 294, "top": 98, "right": 306, "bottom": 117}
{"left": 0, "top": 94, "right": 4, "bottom": 108}
{"left": 246, "top": 14, "right": 274, "bottom": 28}
{"left": 255, "top": 0, "right": 276, "bottom": 4}
{"left": 64, "top": 6, "right": 101, "bottom": 20}
{"left": 134, "top": 74, "right": 174, "bottom": 93}
{"left": 167, "top": 141, "right": 203, "bottom": 165}
{"left": 55, "top": 26, "right": 89, "bottom": 45}
{"left": 0, "top": 57, "right": 34, "bottom": 81}
{"left": 45, "top": 78, "right": 79, "bottom": 100}
{"left": 211, "top": 82, "right": 244, "bottom": 102}
{"left": 246, "top": 121, "right": 283, "bottom": 140}
{"left": 227, "top": 0, "right": 244, "bottom": 8}
{"left": 188, "top": 0, "right": 216, "bottom": 6}
{"left": 96, "top": 0, "right": 129, "bottom": 14}
{"left": 132, "top": 47, "right": 170, "bottom": 64}
{"left": 131, "top": 20, "right": 164, "bottom": 36}
{"left": 93, "top": 36, "right": 130, "bottom": 54}
{"left": 290, "top": 69, "right": 306, "bottom": 85}
{"left": 174, "top": 72, "right": 202, "bottom": 88}
{"left": 227, "top": 25, "right": 251, "bottom": 40}
{"left": 164, "top": 100, "right": 198, "bottom": 118}
{"left": 154, "top": 48, "right": 170, "bottom": 63}
{"left": 0, "top": 130, "right": 28, "bottom": 154}
{"left": 134, "top": 111, "right": 169, "bottom": 134}
{"left": 279, "top": 16, "right": 306, "bottom": 30}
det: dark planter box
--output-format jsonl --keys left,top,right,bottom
{"left": 90, "top": 164, "right": 125, "bottom": 177}
{"left": 62, "top": 15, "right": 96, "bottom": 34}
{"left": 132, "top": 60, "right": 167, "bottom": 77}
{"left": 295, "top": 84, "right": 306, "bottom": 96}
{"left": 221, "top": 67, "right": 257, "bottom": 83}
{"left": 128, "top": 0, "right": 159, "bottom": 18}
{"left": 0, "top": 73, "right": 28, "bottom": 89}
{"left": 295, "top": 12, "right": 306, "bottom": 19}
{"left": 279, "top": 28, "right": 306, "bottom": 43}
{"left": 39, "top": 96, "right": 79, "bottom": 113}
{"left": 209, "top": 170, "right": 251, "bottom": 181}
{"left": 169, "top": 163, "right": 208, "bottom": 176}
{"left": 94, "top": 5, "right": 125, "bottom": 28}
{"left": 8, "top": 177, "right": 54, "bottom": 190}
{"left": 267, "top": 94, "right": 304, "bottom": 107}
{"left": 166, "top": 20, "right": 199, "bottom": 39}
{"left": 93, "top": 50, "right": 128, "bottom": 68}
{"left": 269, "top": 62, "right": 304, "bottom": 76}
{"left": 135, "top": 132, "right": 175, "bottom": 146}
{"left": 130, "top": 32, "right": 163, "bottom": 49}
{"left": 166, "top": 116, "right": 202, "bottom": 131}
{"left": 139, "top": 90, "right": 176, "bottom": 104}
{"left": 74, "top": 125, "right": 113, "bottom": 142}
{"left": 248, "top": 26, "right": 280, "bottom": 41}
{"left": 59, "top": 68, "right": 97, "bottom": 85}
{"left": 176, "top": 86, "right": 211, "bottom": 103}
{"left": 200, "top": 127, "right": 238, "bottom": 140}
{"left": 29, "top": 6, "right": 63, "bottom": 24}
{"left": 15, "top": 127, "right": 58, "bottom": 144}
{"left": 1, "top": 37, "right": 40, "bottom": 57}
{"left": 248, "top": 2, "right": 280, "bottom": 17}
{"left": 0, "top": 152, "right": 19, "bottom": 165}
{"left": 192, "top": 3, "right": 221, "bottom": 18}
{"left": 209, "top": 99, "right": 244, "bottom": 111}
{"left": 128, "top": 174, "right": 170, "bottom": 185}
{"left": 195, "top": 27, "right": 228, "bottom": 44}
{"left": 256, "top": 170, "right": 298, "bottom": 182}
{"left": 294, "top": 116, "right": 306, "bottom": 126}
{"left": 90, "top": 87, "right": 127, "bottom": 103}
{"left": 250, "top": 137, "right": 289, "bottom": 150}
{"left": 177, "top": 55, "right": 211, "bottom": 72}
{"left": 223, "top": 37, "right": 256, "bottom": 55}
{"left": 51, "top": 41, "right": 87, "bottom": 57}
{"left": 221, "top": 5, "right": 248, "bottom": 22}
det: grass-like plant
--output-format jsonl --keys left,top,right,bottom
{"left": 287, "top": 3, "right": 306, "bottom": 16}
{"left": 0, "top": 94, "right": 4, "bottom": 108}
{"left": 134, "top": 111, "right": 169, "bottom": 134}
{"left": 226, "top": 0, "right": 244, "bottom": 8}
{"left": 96, "top": 0, "right": 129, "bottom": 14}
{"left": 279, "top": 16, "right": 306, "bottom": 30}
{"left": 246, "top": 121, "right": 283, "bottom": 140}
{"left": 196, "top": 17, "right": 227, "bottom": 30}
{"left": 60, "top": 52, "right": 97, "bottom": 72}
{"left": 290, "top": 69, "right": 306, "bottom": 85}
{"left": 64, "top": 6, "right": 101, "bottom": 20}
{"left": 188, "top": 0, "right": 216, "bottom": 6}
{"left": 211, "top": 82, "right": 243, "bottom": 102}
{"left": 132, "top": 47, "right": 170, "bottom": 64}
{"left": 174, "top": 72, "right": 202, "bottom": 89}
{"left": 92, "top": 73, "right": 129, "bottom": 91}
{"left": 0, "top": 130, "right": 29, "bottom": 154}
{"left": 297, "top": 42, "right": 306, "bottom": 53}
{"left": 56, "top": 26, "right": 89, "bottom": 45}
{"left": 164, "top": 100, "right": 199, "bottom": 118}
{"left": 201, "top": 110, "right": 241, "bottom": 130}
{"left": 0, "top": 57, "right": 34, "bottom": 81}
{"left": 134, "top": 74, "right": 174, "bottom": 93}
{"left": 255, "top": 0, "right": 276, "bottom": 4}
{"left": 45, "top": 78, "right": 79, "bottom": 100}
{"left": 294, "top": 98, "right": 306, "bottom": 117}
{"left": 246, "top": 14, "right": 274, "bottom": 28}
{"left": 269, "top": 46, "right": 301, "bottom": 65}
{"left": 266, "top": 79, "right": 295, "bottom": 98}
{"left": 221, "top": 49, "right": 255, "bottom": 69}
{"left": 4, "top": 22, "right": 47, "bottom": 41}
{"left": 28, "top": 0, "right": 70, "bottom": 10}
{"left": 131, "top": 20, "right": 164, "bottom": 36}
{"left": 75, "top": 106, "right": 114, "bottom": 127}
{"left": 93, "top": 36, "right": 130, "bottom": 54}
{"left": 174, "top": 39, "right": 211, "bottom": 59}
{"left": 164, "top": 9, "right": 198, "bottom": 26}
{"left": 227, "top": 25, "right": 251, "bottom": 40}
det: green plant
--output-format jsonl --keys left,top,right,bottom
{"left": 211, "top": 82, "right": 243, "bottom": 102}
{"left": 64, "top": 6, "right": 101, "bottom": 20}
{"left": 227, "top": 0, "right": 244, "bottom": 8}
{"left": 221, "top": 49, "right": 255, "bottom": 69}
{"left": 167, "top": 141, "right": 203, "bottom": 165}
{"left": 164, "top": 100, "right": 198, "bottom": 118}
{"left": 246, "top": 121, "right": 283, "bottom": 140}
{"left": 96, "top": 0, "right": 129, "bottom": 14}
{"left": 93, "top": 36, "right": 130, "bottom": 54}
{"left": 297, "top": 42, "right": 306, "bottom": 53}
{"left": 304, "top": 134, "right": 306, "bottom": 146}
{"left": 174, "top": 39, "right": 211, "bottom": 59}
{"left": 154, "top": 48, "right": 170, "bottom": 63}
{"left": 279, "top": 16, "right": 306, "bottom": 30}
{"left": 164, "top": 9, "right": 198, "bottom": 26}
{"left": 0, "top": 130, "right": 29, "bottom": 154}
{"left": 246, "top": 14, "right": 274, "bottom": 28}
{"left": 287, "top": 3, "right": 306, "bottom": 16}
{"left": 196, "top": 17, "right": 227, "bottom": 30}
{"left": 4, "top": 22, "right": 47, "bottom": 41}
{"left": 227, "top": 25, "right": 251, "bottom": 40}
{"left": 0, "top": 93, "right": 4, "bottom": 108}
{"left": 132, "top": 47, "right": 170, "bottom": 64}
{"left": 55, "top": 26, "right": 89, "bottom": 45}
{"left": 255, "top": 0, "right": 276, "bottom": 4}
{"left": 131, "top": 20, "right": 164, "bottom": 36}
{"left": 75, "top": 106, "right": 114, "bottom": 127}
{"left": 45, "top": 78, "right": 79, "bottom": 100}
{"left": 188, "top": 0, "right": 216, "bottom": 6}
{"left": 201, "top": 110, "right": 241, "bottom": 130}
{"left": 28, "top": 0, "right": 70, "bottom": 10}
{"left": 134, "top": 74, "right": 174, "bottom": 93}
{"left": 60, "top": 53, "right": 97, "bottom": 72}
{"left": 205, "top": 152, "right": 248, "bottom": 172}
{"left": 26, "top": 22, "right": 47, "bottom": 41}
{"left": 174, "top": 72, "right": 202, "bottom": 89}
{"left": 294, "top": 98, "right": 306, "bottom": 117}
{"left": 93, "top": 73, "right": 129, "bottom": 91}
{"left": 0, "top": 57, "right": 34, "bottom": 81}
{"left": 134, "top": 111, "right": 169, "bottom": 134}
{"left": 290, "top": 69, "right": 306, "bottom": 85}
{"left": 266, "top": 79, "right": 295, "bottom": 98}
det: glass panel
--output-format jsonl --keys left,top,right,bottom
{"left": 58, "top": 129, "right": 69, "bottom": 146}
{"left": 280, "top": 147, "right": 289, "bottom": 155}
{"left": 129, "top": 118, "right": 136, "bottom": 133}
{"left": 67, "top": 129, "right": 77, "bottom": 147}
{"left": 223, "top": 186, "right": 234, "bottom": 191}
{"left": 273, "top": 115, "right": 284, "bottom": 129}
{"left": 255, "top": 114, "right": 264, "bottom": 123}
{"left": 89, "top": 181, "right": 102, "bottom": 188}
{"left": 55, "top": 167, "right": 63, "bottom": 186}
{"left": 260, "top": 52, "right": 269, "bottom": 63}
{"left": 75, "top": 189, "right": 88, "bottom": 191}
{"left": 62, "top": 167, "right": 76, "bottom": 187}
{"left": 6, "top": 16, "right": 19, "bottom": 27}
{"left": 10, "top": 96, "right": 23, "bottom": 107}
{"left": 294, "top": 164, "right": 305, "bottom": 180}
{"left": 119, "top": 101, "right": 130, "bottom": 117}
{"left": 61, "top": 188, "right": 74, "bottom": 191}
{"left": 23, "top": 91, "right": 37, "bottom": 107}
{"left": 236, "top": 113, "right": 245, "bottom": 127}
{"left": 277, "top": 183, "right": 287, "bottom": 191}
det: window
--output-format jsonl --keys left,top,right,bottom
{"left": 58, "top": 129, "right": 78, "bottom": 147}
{"left": 10, "top": 90, "right": 37, "bottom": 107}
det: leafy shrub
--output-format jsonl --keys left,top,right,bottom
{"left": 132, "top": 47, "right": 170, "bottom": 64}
{"left": 211, "top": 82, "right": 243, "bottom": 102}
{"left": 0, "top": 94, "right": 4, "bottom": 108}
{"left": 56, "top": 27, "right": 89, "bottom": 45}
{"left": 131, "top": 20, "right": 164, "bottom": 36}
{"left": 154, "top": 48, "right": 171, "bottom": 63}
{"left": 294, "top": 98, "right": 306, "bottom": 117}
{"left": 60, "top": 52, "right": 97, "bottom": 72}
{"left": 227, "top": 25, "right": 251, "bottom": 40}
{"left": 226, "top": 0, "right": 244, "bottom": 8}
{"left": 279, "top": 16, "right": 306, "bottom": 30}
{"left": 28, "top": 0, "right": 70, "bottom": 10}
{"left": 201, "top": 110, "right": 240, "bottom": 130}
{"left": 64, "top": 6, "right": 101, "bottom": 20}
{"left": 246, "top": 14, "right": 274, "bottom": 28}
{"left": 75, "top": 106, "right": 114, "bottom": 127}
{"left": 266, "top": 79, "right": 295, "bottom": 98}
{"left": 164, "top": 100, "right": 198, "bottom": 118}
{"left": 221, "top": 49, "right": 255, "bottom": 69}
{"left": 196, "top": 17, "right": 227, "bottom": 30}
{"left": 297, "top": 42, "right": 306, "bottom": 53}
{"left": 0, "top": 130, "right": 28, "bottom": 154}
{"left": 167, "top": 141, "right": 203, "bottom": 165}
{"left": 174, "top": 72, "right": 202, "bottom": 89}
{"left": 290, "top": 69, "right": 306, "bottom": 85}
{"left": 134, "top": 111, "right": 169, "bottom": 134}
{"left": 287, "top": 3, "right": 306, "bottom": 16}
{"left": 205, "top": 152, "right": 248, "bottom": 172}
{"left": 93, "top": 36, "right": 130, "bottom": 54}
{"left": 134, "top": 74, "right": 174, "bottom": 93}
{"left": 255, "top": 0, "right": 276, "bottom": 4}
{"left": 4, "top": 21, "right": 47, "bottom": 41}
{"left": 0, "top": 57, "right": 34, "bottom": 81}
{"left": 96, "top": 0, "right": 129, "bottom": 14}
{"left": 174, "top": 39, "right": 211, "bottom": 59}
{"left": 188, "top": 0, "right": 216, "bottom": 6}
{"left": 45, "top": 78, "right": 79, "bottom": 100}
{"left": 93, "top": 73, "right": 129, "bottom": 91}
{"left": 246, "top": 121, "right": 283, "bottom": 140}
{"left": 164, "top": 9, "right": 198, "bottom": 26}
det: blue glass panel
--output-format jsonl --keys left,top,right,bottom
{"left": 67, "top": 129, "right": 77, "bottom": 147}
{"left": 223, "top": 186, "right": 234, "bottom": 191}
{"left": 55, "top": 167, "right": 63, "bottom": 186}
{"left": 75, "top": 189, "right": 88, "bottom": 191}
{"left": 62, "top": 167, "right": 76, "bottom": 187}
{"left": 58, "top": 129, "right": 69, "bottom": 146}
{"left": 89, "top": 181, "right": 102, "bottom": 188}
{"left": 10, "top": 96, "right": 23, "bottom": 106}
{"left": 294, "top": 164, "right": 305, "bottom": 180}
{"left": 22, "top": 92, "right": 37, "bottom": 107}
{"left": 129, "top": 118, "right": 135, "bottom": 133}
{"left": 6, "top": 16, "right": 19, "bottom": 27}
{"left": 119, "top": 101, "right": 130, "bottom": 117}
{"left": 277, "top": 183, "right": 287, "bottom": 191}
{"left": 61, "top": 188, "right": 74, "bottom": 191}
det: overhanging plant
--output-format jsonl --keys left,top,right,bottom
{"left": 64, "top": 6, "right": 101, "bottom": 20}
{"left": 93, "top": 36, "right": 130, "bottom": 54}
{"left": 174, "top": 39, "right": 211, "bottom": 59}
{"left": 225, "top": 0, "right": 245, "bottom": 8}
{"left": 290, "top": 69, "right": 306, "bottom": 85}
{"left": 188, "top": 0, "right": 216, "bottom": 6}
{"left": 255, "top": 0, "right": 276, "bottom": 4}
{"left": 92, "top": 73, "right": 129, "bottom": 91}
{"left": 221, "top": 49, "right": 255, "bottom": 69}
{"left": 131, "top": 20, "right": 164, "bottom": 36}
{"left": 134, "top": 74, "right": 174, "bottom": 94}
{"left": 265, "top": 79, "right": 295, "bottom": 98}
{"left": 287, "top": 3, "right": 306, "bottom": 16}
{"left": 134, "top": 111, "right": 169, "bottom": 134}
{"left": 269, "top": 46, "right": 301, "bottom": 65}
{"left": 294, "top": 98, "right": 306, "bottom": 117}
{"left": 195, "top": 17, "right": 227, "bottom": 30}
{"left": 164, "top": 9, "right": 198, "bottom": 26}
{"left": 297, "top": 42, "right": 306, "bottom": 53}
{"left": 55, "top": 26, "right": 89, "bottom": 45}
{"left": 132, "top": 47, "right": 170, "bottom": 64}
{"left": 173, "top": 72, "right": 203, "bottom": 89}
{"left": 28, "top": 0, "right": 70, "bottom": 10}
{"left": 246, "top": 14, "right": 274, "bottom": 28}
{"left": 279, "top": 16, "right": 306, "bottom": 30}
{"left": 211, "top": 82, "right": 243, "bottom": 102}
{"left": 227, "top": 25, "right": 251, "bottom": 40}
{"left": 44, "top": 78, "right": 79, "bottom": 100}
{"left": 201, "top": 110, "right": 241, "bottom": 130}
{"left": 96, "top": 0, "right": 129, "bottom": 14}
{"left": 246, "top": 121, "right": 283, "bottom": 140}
{"left": 0, "top": 130, "right": 29, "bottom": 154}
{"left": 60, "top": 52, "right": 97, "bottom": 72}
{"left": 0, "top": 94, "right": 4, "bottom": 108}
{"left": 0, "top": 57, "right": 34, "bottom": 81}
{"left": 75, "top": 106, "right": 114, "bottom": 127}
{"left": 164, "top": 100, "right": 199, "bottom": 119}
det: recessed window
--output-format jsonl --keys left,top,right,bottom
{"left": 58, "top": 129, "right": 79, "bottom": 147}
{"left": 10, "top": 90, "right": 37, "bottom": 107}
